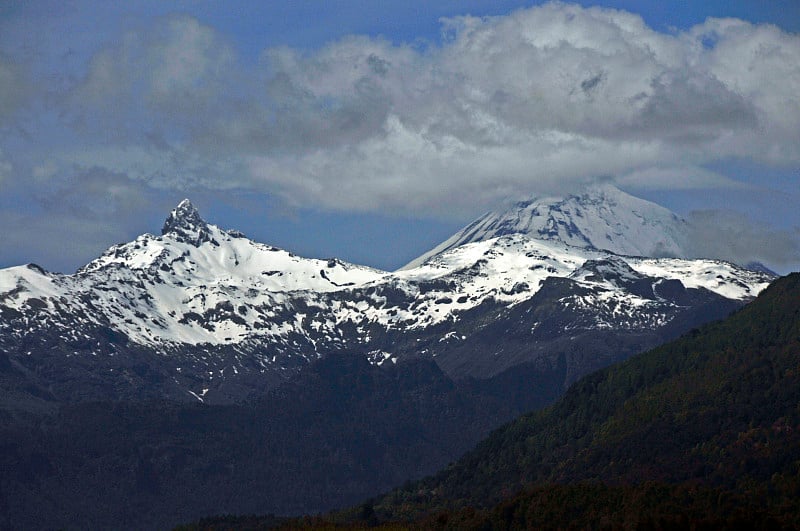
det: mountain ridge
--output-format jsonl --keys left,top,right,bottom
{"left": 173, "top": 273, "right": 800, "bottom": 530}
{"left": 364, "top": 272, "right": 800, "bottom": 525}
{"left": 0, "top": 193, "right": 773, "bottom": 404}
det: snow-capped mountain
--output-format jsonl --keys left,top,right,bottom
{"left": 69, "top": 199, "right": 386, "bottom": 346}
{"left": 403, "top": 184, "right": 690, "bottom": 269}
{"left": 0, "top": 197, "right": 773, "bottom": 404}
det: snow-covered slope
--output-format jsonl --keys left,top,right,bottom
{"left": 402, "top": 184, "right": 690, "bottom": 269}
{"left": 380, "top": 235, "right": 769, "bottom": 330}
{"left": 0, "top": 198, "right": 774, "bottom": 403}
{"left": 1, "top": 200, "right": 386, "bottom": 347}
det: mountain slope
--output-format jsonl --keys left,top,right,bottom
{"left": 402, "top": 184, "right": 691, "bottom": 269}
{"left": 0, "top": 198, "right": 788, "bottom": 529}
{"left": 367, "top": 272, "right": 800, "bottom": 524}
{"left": 0, "top": 355, "right": 565, "bottom": 531}
{"left": 9, "top": 199, "right": 385, "bottom": 347}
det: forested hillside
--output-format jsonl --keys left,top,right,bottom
{"left": 209, "top": 273, "right": 800, "bottom": 529}
{"left": 0, "top": 355, "right": 560, "bottom": 530}
{"left": 367, "top": 273, "right": 800, "bottom": 527}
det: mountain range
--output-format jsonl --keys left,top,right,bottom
{"left": 0, "top": 186, "right": 771, "bottom": 406}
{"left": 0, "top": 185, "right": 780, "bottom": 529}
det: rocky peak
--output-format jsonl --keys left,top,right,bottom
{"left": 571, "top": 256, "right": 642, "bottom": 284}
{"left": 162, "top": 199, "right": 214, "bottom": 246}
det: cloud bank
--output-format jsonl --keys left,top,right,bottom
{"left": 686, "top": 210, "right": 800, "bottom": 273}
{"left": 7, "top": 3, "right": 793, "bottom": 216}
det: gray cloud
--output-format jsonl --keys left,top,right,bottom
{"left": 0, "top": 166, "right": 181, "bottom": 272}
{"left": 616, "top": 166, "right": 748, "bottom": 190}
{"left": 0, "top": 208, "right": 125, "bottom": 273}
{"left": 26, "top": 5, "right": 794, "bottom": 217}
{"left": 686, "top": 210, "right": 800, "bottom": 273}
{"left": 33, "top": 166, "right": 166, "bottom": 222}
{"left": 0, "top": 149, "right": 11, "bottom": 183}
{"left": 633, "top": 71, "right": 758, "bottom": 143}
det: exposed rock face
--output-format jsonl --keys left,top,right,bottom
{"left": 161, "top": 199, "right": 215, "bottom": 246}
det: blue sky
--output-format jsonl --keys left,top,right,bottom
{"left": 1, "top": 1, "right": 799, "bottom": 273}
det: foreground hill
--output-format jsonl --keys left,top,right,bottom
{"left": 362, "top": 272, "right": 800, "bottom": 526}
{"left": 207, "top": 272, "right": 798, "bottom": 529}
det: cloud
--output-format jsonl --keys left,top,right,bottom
{"left": 66, "top": 15, "right": 238, "bottom": 139}
{"left": 686, "top": 210, "right": 800, "bottom": 273}
{"left": 220, "top": 3, "right": 800, "bottom": 214}
{"left": 7, "top": 3, "right": 800, "bottom": 219}
{"left": 0, "top": 166, "right": 179, "bottom": 272}
{"left": 616, "top": 166, "right": 748, "bottom": 191}
{"left": 246, "top": 117, "right": 664, "bottom": 216}
{"left": 0, "top": 208, "right": 124, "bottom": 273}
{"left": 33, "top": 166, "right": 163, "bottom": 221}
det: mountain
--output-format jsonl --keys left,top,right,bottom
{"left": 0, "top": 195, "right": 783, "bottom": 529}
{"left": 350, "top": 272, "right": 800, "bottom": 527}
{"left": 0, "top": 196, "right": 773, "bottom": 405}
{"left": 402, "top": 184, "right": 691, "bottom": 269}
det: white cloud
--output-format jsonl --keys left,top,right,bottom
{"left": 21, "top": 4, "right": 800, "bottom": 217}
{"left": 247, "top": 116, "right": 666, "bottom": 216}
{"left": 239, "top": 3, "right": 800, "bottom": 214}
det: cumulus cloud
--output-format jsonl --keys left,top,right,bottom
{"left": 38, "top": 4, "right": 797, "bottom": 217}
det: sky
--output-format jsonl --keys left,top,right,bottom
{"left": 1, "top": 0, "right": 799, "bottom": 274}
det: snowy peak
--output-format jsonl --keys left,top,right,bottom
{"left": 0, "top": 199, "right": 395, "bottom": 349}
{"left": 402, "top": 184, "right": 691, "bottom": 269}
{"left": 162, "top": 199, "right": 213, "bottom": 246}
{"left": 76, "top": 199, "right": 386, "bottom": 285}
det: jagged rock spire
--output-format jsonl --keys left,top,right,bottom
{"left": 162, "top": 199, "right": 213, "bottom": 246}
